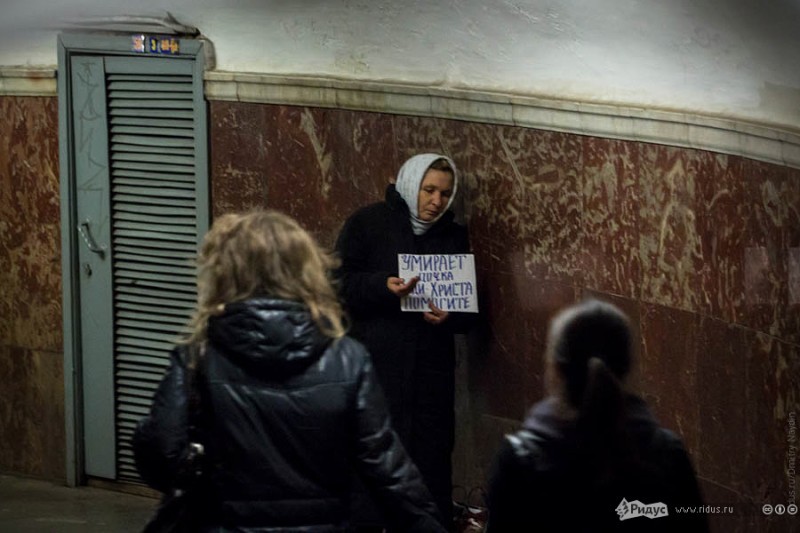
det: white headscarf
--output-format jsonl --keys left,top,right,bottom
{"left": 395, "top": 153, "right": 459, "bottom": 235}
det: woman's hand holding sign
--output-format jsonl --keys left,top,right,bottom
{"left": 387, "top": 275, "right": 420, "bottom": 297}
{"left": 423, "top": 300, "right": 449, "bottom": 326}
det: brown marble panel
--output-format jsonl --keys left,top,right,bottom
{"left": 0, "top": 97, "right": 60, "bottom": 226}
{"left": 0, "top": 346, "right": 65, "bottom": 479}
{"left": 0, "top": 96, "right": 62, "bottom": 352}
{"left": 695, "top": 317, "right": 747, "bottom": 491}
{"left": 739, "top": 159, "right": 799, "bottom": 345}
{"left": 0, "top": 221, "right": 62, "bottom": 351}
{"left": 688, "top": 151, "right": 749, "bottom": 323}
{"left": 466, "top": 126, "right": 533, "bottom": 284}
{"left": 639, "top": 302, "right": 700, "bottom": 454}
{"left": 516, "top": 129, "right": 583, "bottom": 284}
{"left": 446, "top": 120, "right": 528, "bottom": 250}
{"left": 470, "top": 266, "right": 531, "bottom": 421}
{"left": 639, "top": 144, "right": 704, "bottom": 312}
{"left": 744, "top": 331, "right": 799, "bottom": 510}
{"left": 209, "top": 101, "right": 272, "bottom": 216}
{"left": 581, "top": 137, "right": 642, "bottom": 299}
{"left": 316, "top": 108, "right": 400, "bottom": 247}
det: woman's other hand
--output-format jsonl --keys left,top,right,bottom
{"left": 423, "top": 300, "right": 449, "bottom": 325}
{"left": 387, "top": 276, "right": 420, "bottom": 297}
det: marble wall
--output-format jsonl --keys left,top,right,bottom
{"left": 0, "top": 96, "right": 64, "bottom": 480}
{"left": 0, "top": 94, "right": 796, "bottom": 530}
{"left": 212, "top": 101, "right": 799, "bottom": 532}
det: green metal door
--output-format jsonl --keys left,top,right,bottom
{"left": 65, "top": 44, "right": 208, "bottom": 483}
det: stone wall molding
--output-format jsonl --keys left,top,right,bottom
{"left": 4, "top": 67, "right": 798, "bottom": 169}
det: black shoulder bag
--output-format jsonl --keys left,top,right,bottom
{"left": 143, "top": 342, "right": 209, "bottom": 533}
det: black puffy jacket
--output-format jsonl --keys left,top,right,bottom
{"left": 486, "top": 396, "right": 709, "bottom": 532}
{"left": 134, "top": 297, "right": 445, "bottom": 532}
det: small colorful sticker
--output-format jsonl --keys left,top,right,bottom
{"left": 131, "top": 35, "right": 180, "bottom": 55}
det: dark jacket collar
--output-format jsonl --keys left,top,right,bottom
{"left": 522, "top": 394, "right": 661, "bottom": 445}
{"left": 207, "top": 297, "right": 330, "bottom": 374}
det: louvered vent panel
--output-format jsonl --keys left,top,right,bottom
{"left": 107, "top": 72, "right": 198, "bottom": 483}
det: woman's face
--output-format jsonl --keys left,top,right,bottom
{"left": 417, "top": 169, "right": 454, "bottom": 221}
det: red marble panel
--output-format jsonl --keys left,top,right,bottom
{"left": 0, "top": 96, "right": 62, "bottom": 352}
{"left": 470, "top": 265, "right": 531, "bottom": 421}
{"left": 639, "top": 144, "right": 705, "bottom": 312}
{"left": 0, "top": 221, "right": 62, "bottom": 351}
{"left": 512, "top": 128, "right": 583, "bottom": 284}
{"left": 638, "top": 302, "right": 700, "bottom": 454}
{"left": 739, "top": 159, "right": 800, "bottom": 345}
{"left": 686, "top": 151, "right": 748, "bottom": 325}
{"left": 0, "top": 97, "right": 60, "bottom": 226}
{"left": 441, "top": 120, "right": 527, "bottom": 249}
{"left": 581, "top": 137, "right": 642, "bottom": 299}
{"left": 743, "top": 332, "right": 799, "bottom": 512}
{"left": 0, "top": 346, "right": 65, "bottom": 479}
{"left": 317, "top": 108, "right": 400, "bottom": 247}
{"left": 695, "top": 317, "right": 747, "bottom": 492}
{"left": 209, "top": 101, "right": 273, "bottom": 216}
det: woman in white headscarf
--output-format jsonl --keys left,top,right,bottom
{"left": 335, "top": 153, "right": 474, "bottom": 530}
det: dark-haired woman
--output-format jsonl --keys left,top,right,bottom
{"left": 486, "top": 300, "right": 709, "bottom": 532}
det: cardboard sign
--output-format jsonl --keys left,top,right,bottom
{"left": 398, "top": 253, "right": 479, "bottom": 313}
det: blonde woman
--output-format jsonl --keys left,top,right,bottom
{"left": 134, "top": 210, "right": 444, "bottom": 532}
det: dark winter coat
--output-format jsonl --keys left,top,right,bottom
{"left": 486, "top": 395, "right": 709, "bottom": 532}
{"left": 334, "top": 184, "right": 473, "bottom": 520}
{"left": 133, "top": 297, "right": 445, "bottom": 532}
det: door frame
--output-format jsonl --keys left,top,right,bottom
{"left": 58, "top": 33, "right": 207, "bottom": 487}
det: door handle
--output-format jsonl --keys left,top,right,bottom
{"left": 77, "top": 219, "right": 107, "bottom": 258}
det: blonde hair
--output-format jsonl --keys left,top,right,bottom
{"left": 184, "top": 209, "right": 346, "bottom": 344}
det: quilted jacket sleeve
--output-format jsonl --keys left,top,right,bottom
{"left": 352, "top": 353, "right": 447, "bottom": 532}
{"left": 132, "top": 348, "right": 189, "bottom": 493}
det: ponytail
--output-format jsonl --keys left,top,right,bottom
{"left": 546, "top": 300, "right": 633, "bottom": 476}
{"left": 576, "top": 357, "right": 626, "bottom": 465}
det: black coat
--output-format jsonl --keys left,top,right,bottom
{"left": 334, "top": 185, "right": 473, "bottom": 520}
{"left": 133, "top": 298, "right": 445, "bottom": 532}
{"left": 486, "top": 396, "right": 710, "bottom": 533}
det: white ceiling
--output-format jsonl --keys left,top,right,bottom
{"left": 1, "top": 0, "right": 798, "bottom": 131}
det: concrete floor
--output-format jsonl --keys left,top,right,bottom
{"left": 0, "top": 474, "right": 158, "bottom": 532}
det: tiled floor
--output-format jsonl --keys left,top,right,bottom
{"left": 0, "top": 474, "right": 157, "bottom": 532}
